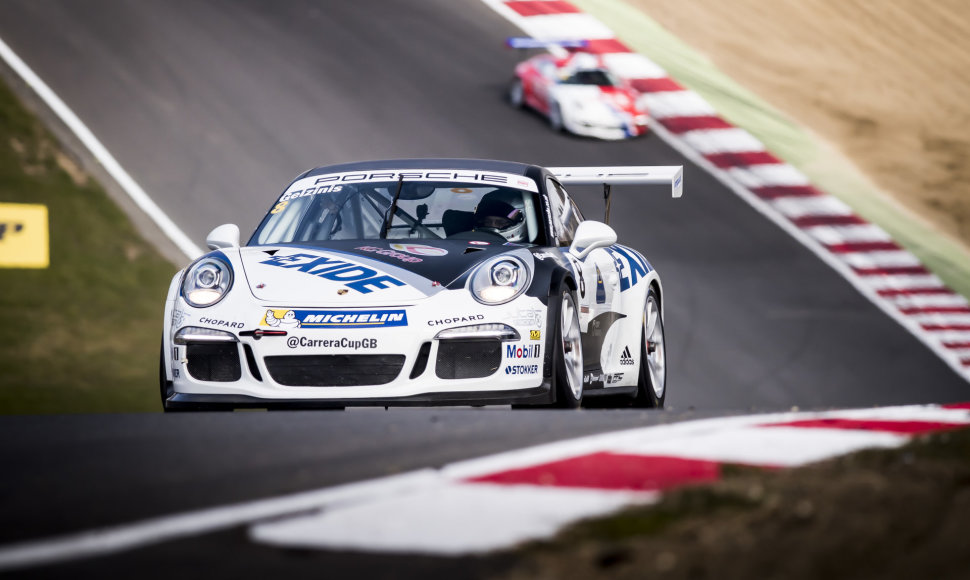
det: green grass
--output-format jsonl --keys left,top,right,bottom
{"left": 0, "top": 78, "right": 177, "bottom": 413}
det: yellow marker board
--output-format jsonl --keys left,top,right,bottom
{"left": 0, "top": 203, "right": 49, "bottom": 268}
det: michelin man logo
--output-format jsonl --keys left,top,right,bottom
{"left": 264, "top": 309, "right": 301, "bottom": 328}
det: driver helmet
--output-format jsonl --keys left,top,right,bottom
{"left": 474, "top": 191, "right": 527, "bottom": 242}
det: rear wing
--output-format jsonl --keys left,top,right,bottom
{"left": 548, "top": 166, "right": 684, "bottom": 198}
{"left": 548, "top": 165, "right": 683, "bottom": 224}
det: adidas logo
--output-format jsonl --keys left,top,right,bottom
{"left": 620, "top": 346, "right": 634, "bottom": 366}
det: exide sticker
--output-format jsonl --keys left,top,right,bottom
{"left": 606, "top": 245, "right": 650, "bottom": 292}
{"left": 261, "top": 309, "right": 408, "bottom": 328}
{"left": 260, "top": 252, "right": 406, "bottom": 294}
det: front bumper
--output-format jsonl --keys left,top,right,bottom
{"left": 562, "top": 113, "right": 648, "bottom": 141}
{"left": 164, "top": 291, "right": 552, "bottom": 406}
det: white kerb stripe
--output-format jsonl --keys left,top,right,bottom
{"left": 772, "top": 195, "right": 854, "bottom": 219}
{"left": 608, "top": 426, "right": 907, "bottom": 468}
{"left": 641, "top": 91, "right": 717, "bottom": 119}
{"left": 822, "top": 404, "right": 970, "bottom": 422}
{"left": 804, "top": 224, "right": 892, "bottom": 245}
{"left": 839, "top": 251, "right": 922, "bottom": 270}
{"left": 250, "top": 482, "right": 651, "bottom": 555}
{"left": 861, "top": 274, "right": 946, "bottom": 291}
{"left": 728, "top": 164, "right": 811, "bottom": 189}
{"left": 681, "top": 128, "right": 766, "bottom": 155}
{"left": 515, "top": 14, "right": 616, "bottom": 40}
{"left": 929, "top": 330, "right": 970, "bottom": 343}
{"left": 889, "top": 294, "right": 970, "bottom": 310}
{"left": 601, "top": 52, "right": 668, "bottom": 79}
{"left": 911, "top": 313, "right": 970, "bottom": 326}
{"left": 0, "top": 36, "right": 203, "bottom": 260}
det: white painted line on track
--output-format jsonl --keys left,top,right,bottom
{"left": 0, "top": 470, "right": 439, "bottom": 571}
{"left": 0, "top": 35, "right": 203, "bottom": 261}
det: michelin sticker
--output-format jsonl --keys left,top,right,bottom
{"left": 262, "top": 309, "right": 408, "bottom": 328}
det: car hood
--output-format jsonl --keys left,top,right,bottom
{"left": 236, "top": 240, "right": 518, "bottom": 306}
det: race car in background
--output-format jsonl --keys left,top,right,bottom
{"left": 508, "top": 44, "right": 650, "bottom": 140}
{"left": 161, "top": 159, "right": 681, "bottom": 411}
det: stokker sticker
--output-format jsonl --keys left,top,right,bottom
{"left": 505, "top": 364, "right": 539, "bottom": 375}
{"left": 261, "top": 309, "right": 408, "bottom": 328}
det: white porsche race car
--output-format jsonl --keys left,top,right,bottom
{"left": 161, "top": 159, "right": 682, "bottom": 410}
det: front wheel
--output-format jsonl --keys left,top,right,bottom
{"left": 548, "top": 102, "right": 564, "bottom": 132}
{"left": 633, "top": 287, "right": 666, "bottom": 408}
{"left": 508, "top": 78, "right": 524, "bottom": 108}
{"left": 553, "top": 290, "right": 584, "bottom": 408}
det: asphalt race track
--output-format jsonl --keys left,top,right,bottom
{"left": 0, "top": 0, "right": 967, "bottom": 576}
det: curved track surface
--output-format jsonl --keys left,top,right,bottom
{"left": 0, "top": 0, "right": 966, "bottom": 573}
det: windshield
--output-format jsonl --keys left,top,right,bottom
{"left": 251, "top": 171, "right": 543, "bottom": 245}
{"left": 561, "top": 69, "right": 618, "bottom": 87}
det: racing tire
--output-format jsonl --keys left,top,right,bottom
{"left": 552, "top": 289, "right": 584, "bottom": 408}
{"left": 633, "top": 287, "right": 666, "bottom": 408}
{"left": 548, "top": 102, "right": 564, "bottom": 133}
{"left": 508, "top": 78, "right": 524, "bottom": 108}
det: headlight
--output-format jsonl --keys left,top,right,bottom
{"left": 181, "top": 255, "right": 233, "bottom": 308}
{"left": 470, "top": 257, "right": 531, "bottom": 305}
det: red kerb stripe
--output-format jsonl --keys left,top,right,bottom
{"left": 922, "top": 323, "right": 970, "bottom": 331}
{"left": 630, "top": 77, "right": 684, "bottom": 93}
{"left": 825, "top": 241, "right": 901, "bottom": 253}
{"left": 658, "top": 116, "right": 734, "bottom": 134}
{"left": 761, "top": 418, "right": 967, "bottom": 435}
{"left": 467, "top": 452, "right": 723, "bottom": 491}
{"left": 751, "top": 185, "right": 823, "bottom": 200}
{"left": 852, "top": 266, "right": 930, "bottom": 276}
{"left": 505, "top": 1, "right": 580, "bottom": 16}
{"left": 877, "top": 288, "right": 952, "bottom": 297}
{"left": 943, "top": 341, "right": 970, "bottom": 349}
{"left": 943, "top": 402, "right": 970, "bottom": 409}
{"left": 704, "top": 151, "right": 782, "bottom": 169}
{"left": 899, "top": 306, "right": 970, "bottom": 315}
{"left": 791, "top": 215, "right": 867, "bottom": 228}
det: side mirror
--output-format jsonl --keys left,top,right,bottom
{"left": 206, "top": 224, "right": 240, "bottom": 250}
{"left": 569, "top": 221, "right": 617, "bottom": 260}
